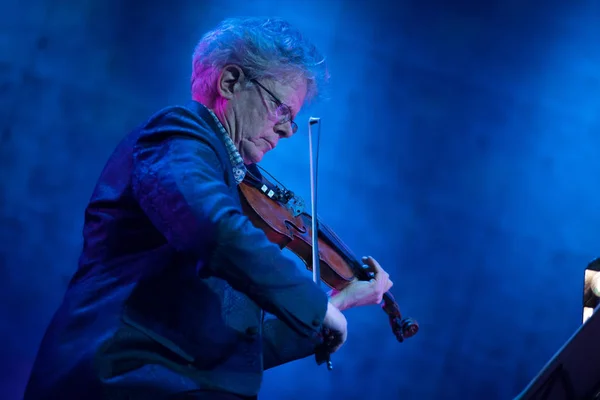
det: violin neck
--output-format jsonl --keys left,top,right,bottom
{"left": 313, "top": 217, "right": 368, "bottom": 279}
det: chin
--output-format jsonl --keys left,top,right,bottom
{"left": 243, "top": 152, "right": 264, "bottom": 165}
{"left": 253, "top": 153, "right": 265, "bottom": 163}
{"left": 240, "top": 142, "right": 267, "bottom": 165}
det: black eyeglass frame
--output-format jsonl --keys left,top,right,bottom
{"left": 252, "top": 79, "right": 298, "bottom": 134}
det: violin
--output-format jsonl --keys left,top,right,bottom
{"left": 238, "top": 164, "right": 419, "bottom": 360}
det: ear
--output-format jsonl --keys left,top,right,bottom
{"left": 217, "top": 65, "right": 245, "bottom": 100}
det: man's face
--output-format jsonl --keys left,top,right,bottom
{"left": 233, "top": 77, "right": 306, "bottom": 165}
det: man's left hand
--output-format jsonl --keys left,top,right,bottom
{"left": 329, "top": 256, "right": 393, "bottom": 311}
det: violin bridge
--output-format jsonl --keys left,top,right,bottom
{"left": 286, "top": 196, "right": 304, "bottom": 217}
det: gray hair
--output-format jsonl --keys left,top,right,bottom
{"left": 191, "top": 17, "right": 329, "bottom": 104}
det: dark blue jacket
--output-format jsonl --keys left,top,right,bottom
{"left": 23, "top": 101, "right": 328, "bottom": 399}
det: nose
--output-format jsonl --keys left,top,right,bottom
{"left": 275, "top": 122, "right": 293, "bottom": 138}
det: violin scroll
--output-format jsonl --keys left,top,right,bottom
{"left": 390, "top": 316, "right": 419, "bottom": 343}
{"left": 381, "top": 291, "right": 419, "bottom": 342}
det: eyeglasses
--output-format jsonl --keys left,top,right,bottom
{"left": 252, "top": 79, "right": 298, "bottom": 134}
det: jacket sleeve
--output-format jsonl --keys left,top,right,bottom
{"left": 130, "top": 109, "right": 328, "bottom": 341}
{"left": 262, "top": 314, "right": 319, "bottom": 370}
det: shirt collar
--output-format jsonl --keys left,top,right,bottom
{"left": 202, "top": 105, "right": 247, "bottom": 185}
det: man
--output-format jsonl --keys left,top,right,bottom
{"left": 23, "top": 17, "right": 393, "bottom": 399}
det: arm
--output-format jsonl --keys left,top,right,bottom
{"left": 262, "top": 314, "right": 318, "bottom": 370}
{"left": 262, "top": 293, "right": 348, "bottom": 370}
{"left": 131, "top": 108, "right": 328, "bottom": 340}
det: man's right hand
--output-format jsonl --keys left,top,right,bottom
{"left": 322, "top": 302, "right": 348, "bottom": 353}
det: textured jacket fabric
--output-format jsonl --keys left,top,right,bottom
{"left": 23, "top": 101, "right": 328, "bottom": 400}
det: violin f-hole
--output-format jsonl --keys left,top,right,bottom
{"left": 284, "top": 219, "right": 307, "bottom": 235}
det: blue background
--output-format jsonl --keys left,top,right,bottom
{"left": 2, "top": 0, "right": 600, "bottom": 398}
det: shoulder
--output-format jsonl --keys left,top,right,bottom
{"left": 133, "top": 103, "right": 226, "bottom": 157}
{"left": 144, "top": 104, "right": 219, "bottom": 143}
{"left": 131, "top": 103, "right": 232, "bottom": 180}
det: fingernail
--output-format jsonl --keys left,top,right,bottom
{"left": 361, "top": 256, "right": 367, "bottom": 261}
{"left": 362, "top": 264, "right": 369, "bottom": 269}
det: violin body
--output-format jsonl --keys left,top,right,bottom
{"left": 239, "top": 178, "right": 355, "bottom": 291}
{"left": 238, "top": 166, "right": 419, "bottom": 343}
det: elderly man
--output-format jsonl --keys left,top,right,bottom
{"left": 23, "top": 17, "right": 393, "bottom": 400}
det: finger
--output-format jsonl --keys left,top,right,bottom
{"left": 365, "top": 268, "right": 385, "bottom": 294}
{"left": 328, "top": 335, "right": 343, "bottom": 353}
{"left": 333, "top": 331, "right": 348, "bottom": 353}
{"left": 363, "top": 257, "right": 392, "bottom": 294}
{"left": 386, "top": 279, "right": 394, "bottom": 291}
{"left": 362, "top": 256, "right": 385, "bottom": 275}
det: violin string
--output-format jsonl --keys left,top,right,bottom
{"left": 255, "top": 165, "right": 360, "bottom": 269}
{"left": 256, "top": 165, "right": 287, "bottom": 190}
{"left": 245, "top": 169, "right": 261, "bottom": 182}
{"left": 321, "top": 223, "right": 357, "bottom": 263}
